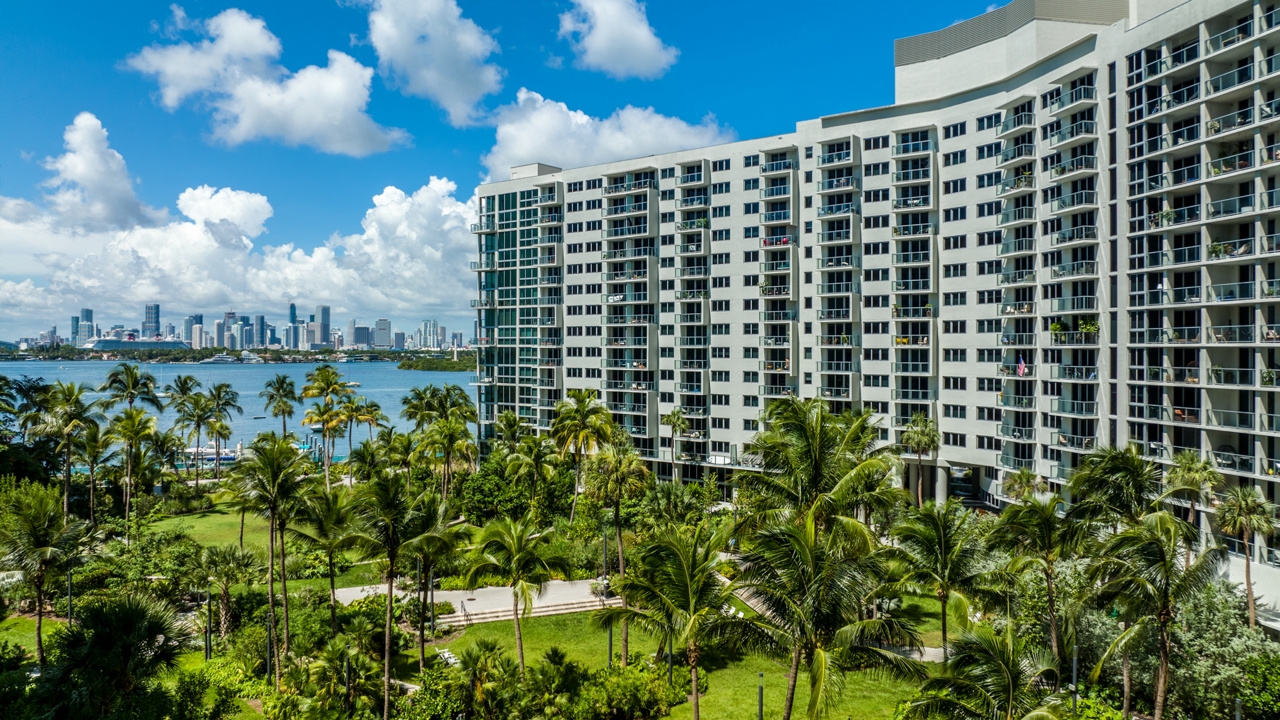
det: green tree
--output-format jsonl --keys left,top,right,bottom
{"left": 1213, "top": 485, "right": 1277, "bottom": 628}
{"left": 550, "top": 388, "right": 612, "bottom": 521}
{"left": 29, "top": 381, "right": 104, "bottom": 517}
{"left": 107, "top": 406, "right": 157, "bottom": 536}
{"left": 505, "top": 435, "right": 559, "bottom": 508}
{"left": 1088, "top": 511, "right": 1225, "bottom": 720}
{"left": 900, "top": 412, "right": 940, "bottom": 507}
{"left": 259, "top": 373, "right": 298, "bottom": 437}
{"left": 493, "top": 410, "right": 529, "bottom": 455}
{"left": 290, "top": 483, "right": 358, "bottom": 634}
{"left": 465, "top": 513, "right": 571, "bottom": 675}
{"left": 409, "top": 491, "right": 469, "bottom": 672}
{"left": 659, "top": 408, "right": 689, "bottom": 483}
{"left": 162, "top": 373, "right": 202, "bottom": 410}
{"left": 891, "top": 498, "right": 989, "bottom": 656}
{"left": 1001, "top": 466, "right": 1047, "bottom": 502}
{"left": 1159, "top": 450, "right": 1222, "bottom": 564}
{"left": 418, "top": 415, "right": 475, "bottom": 500}
{"left": 207, "top": 383, "right": 243, "bottom": 479}
{"left": 302, "top": 401, "right": 343, "bottom": 490}
{"left": 175, "top": 392, "right": 216, "bottom": 486}
{"left": 1069, "top": 445, "right": 1161, "bottom": 526}
{"left": 900, "top": 626, "right": 1059, "bottom": 720}
{"left": 74, "top": 422, "right": 117, "bottom": 525}
{"left": 0, "top": 486, "right": 90, "bottom": 666}
{"left": 200, "top": 544, "right": 263, "bottom": 638}
{"left": 98, "top": 363, "right": 163, "bottom": 412}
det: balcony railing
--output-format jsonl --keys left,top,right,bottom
{"left": 760, "top": 185, "right": 791, "bottom": 199}
{"left": 1052, "top": 190, "right": 1097, "bottom": 212}
{"left": 998, "top": 112, "right": 1034, "bottom": 134}
{"left": 603, "top": 179, "right": 653, "bottom": 195}
{"left": 1052, "top": 399, "right": 1098, "bottom": 416}
{"left": 760, "top": 160, "right": 796, "bottom": 174}
{"left": 892, "top": 168, "right": 931, "bottom": 182}
{"left": 1206, "top": 20, "right": 1253, "bottom": 54}
{"left": 818, "top": 176, "right": 859, "bottom": 192}
{"left": 1206, "top": 108, "right": 1254, "bottom": 138}
{"left": 1050, "top": 260, "right": 1097, "bottom": 279}
{"left": 998, "top": 144, "right": 1035, "bottom": 163}
{"left": 999, "top": 206, "right": 1036, "bottom": 224}
{"left": 818, "top": 150, "right": 853, "bottom": 165}
{"left": 1207, "top": 65, "right": 1253, "bottom": 94}
{"left": 760, "top": 210, "right": 792, "bottom": 223}
{"left": 817, "top": 230, "right": 851, "bottom": 244}
{"left": 1208, "top": 281, "right": 1255, "bottom": 302}
{"left": 1050, "top": 120, "right": 1097, "bottom": 146}
{"left": 1051, "top": 365, "right": 1098, "bottom": 380}
{"left": 1048, "top": 155, "right": 1098, "bottom": 178}
{"left": 1208, "top": 367, "right": 1255, "bottom": 385}
{"left": 997, "top": 174, "right": 1036, "bottom": 196}
{"left": 1049, "top": 85, "right": 1096, "bottom": 112}
{"left": 893, "top": 140, "right": 933, "bottom": 155}
{"left": 1051, "top": 225, "right": 1098, "bottom": 245}
{"left": 892, "top": 196, "right": 931, "bottom": 210}
{"left": 603, "top": 223, "right": 650, "bottom": 238}
{"left": 677, "top": 196, "right": 710, "bottom": 208}
{"left": 1209, "top": 324, "right": 1255, "bottom": 343}
{"left": 892, "top": 223, "right": 935, "bottom": 237}
{"left": 1051, "top": 331, "right": 1099, "bottom": 346}
{"left": 817, "top": 203, "right": 856, "bottom": 217}
{"left": 998, "top": 269, "right": 1035, "bottom": 286}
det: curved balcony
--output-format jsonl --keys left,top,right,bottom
{"left": 1049, "top": 85, "right": 1096, "bottom": 115}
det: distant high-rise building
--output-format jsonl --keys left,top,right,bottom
{"left": 70, "top": 316, "right": 80, "bottom": 346}
{"left": 143, "top": 304, "right": 160, "bottom": 338}
{"left": 421, "top": 320, "right": 439, "bottom": 349}
{"left": 451, "top": 332, "right": 463, "bottom": 348}
{"left": 190, "top": 323, "right": 203, "bottom": 349}
{"left": 80, "top": 308, "right": 93, "bottom": 324}
{"left": 438, "top": 326, "right": 447, "bottom": 348}
{"left": 162, "top": 323, "right": 175, "bottom": 339}
{"left": 191, "top": 313, "right": 203, "bottom": 327}
{"left": 393, "top": 331, "right": 405, "bottom": 350}
{"left": 214, "top": 320, "right": 226, "bottom": 348}
{"left": 289, "top": 303, "right": 297, "bottom": 326}
{"left": 374, "top": 319, "right": 391, "bottom": 348}
{"left": 253, "top": 316, "right": 266, "bottom": 348}
{"left": 182, "top": 316, "right": 196, "bottom": 342}
{"left": 315, "top": 305, "right": 331, "bottom": 347}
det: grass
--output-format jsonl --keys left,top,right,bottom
{"left": 896, "top": 594, "right": 971, "bottom": 648}
{"left": 0, "top": 614, "right": 64, "bottom": 654}
{"left": 405, "top": 611, "right": 921, "bottom": 720}
{"left": 154, "top": 504, "right": 271, "bottom": 551}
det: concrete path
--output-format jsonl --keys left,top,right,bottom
{"left": 334, "top": 578, "right": 601, "bottom": 616}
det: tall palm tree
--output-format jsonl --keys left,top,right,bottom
{"left": 418, "top": 415, "right": 475, "bottom": 500}
{"left": 990, "top": 493, "right": 1084, "bottom": 663}
{"left": 550, "top": 389, "right": 612, "bottom": 521}
{"left": 465, "top": 513, "right": 571, "bottom": 675}
{"left": 900, "top": 412, "right": 939, "bottom": 507}
{"left": 357, "top": 398, "right": 386, "bottom": 443}
{"left": 350, "top": 470, "right": 433, "bottom": 720}
{"left": 1159, "top": 450, "right": 1222, "bottom": 564}
{"left": 232, "top": 432, "right": 311, "bottom": 681}
{"left": 260, "top": 374, "right": 299, "bottom": 436}
{"left": 74, "top": 423, "right": 117, "bottom": 525}
{"left": 29, "top": 381, "right": 104, "bottom": 518}
{"left": 399, "top": 385, "right": 438, "bottom": 433}
{"left": 207, "top": 417, "right": 233, "bottom": 481}
{"left": 591, "top": 524, "right": 735, "bottom": 720}
{"left": 1213, "top": 484, "right": 1277, "bottom": 628}
{"left": 900, "top": 626, "right": 1059, "bottom": 720}
{"left": 98, "top": 363, "right": 163, "bottom": 412}
{"left": 494, "top": 410, "right": 528, "bottom": 454}
{"left": 659, "top": 408, "right": 690, "bottom": 483}
{"left": 584, "top": 437, "right": 653, "bottom": 664}
{"left": 149, "top": 427, "right": 185, "bottom": 477}
{"left": 891, "top": 498, "right": 989, "bottom": 656}
{"left": 1001, "top": 466, "right": 1046, "bottom": 502}
{"left": 1068, "top": 444, "right": 1161, "bottom": 527}
{"left": 0, "top": 487, "right": 90, "bottom": 666}
{"left": 738, "top": 509, "right": 927, "bottom": 720}
{"left": 302, "top": 401, "right": 343, "bottom": 490}
{"left": 290, "top": 483, "right": 358, "bottom": 635}
{"left": 505, "top": 435, "right": 559, "bottom": 507}
{"left": 162, "top": 373, "right": 202, "bottom": 410}
{"left": 410, "top": 492, "right": 469, "bottom": 672}
{"left": 208, "top": 383, "right": 243, "bottom": 478}
{"left": 339, "top": 395, "right": 363, "bottom": 459}
{"left": 345, "top": 440, "right": 385, "bottom": 484}
{"left": 106, "top": 407, "right": 157, "bottom": 538}
{"left": 201, "top": 544, "right": 263, "bottom": 638}
{"left": 175, "top": 392, "right": 216, "bottom": 485}
{"left": 1088, "top": 511, "right": 1224, "bottom": 720}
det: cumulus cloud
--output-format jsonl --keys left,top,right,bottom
{"left": 0, "top": 115, "right": 475, "bottom": 338}
{"left": 482, "top": 89, "right": 734, "bottom": 179}
{"left": 127, "top": 6, "right": 408, "bottom": 156}
{"left": 367, "top": 0, "right": 503, "bottom": 126}
{"left": 558, "top": 0, "right": 678, "bottom": 79}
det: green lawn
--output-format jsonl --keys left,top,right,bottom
{"left": 0, "top": 614, "right": 64, "bottom": 654}
{"left": 411, "top": 611, "right": 921, "bottom": 720}
{"left": 896, "top": 594, "right": 971, "bottom": 648}
{"left": 154, "top": 504, "right": 271, "bottom": 550}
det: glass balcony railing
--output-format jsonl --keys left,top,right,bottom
{"left": 893, "top": 168, "right": 931, "bottom": 182}
{"left": 818, "top": 150, "right": 853, "bottom": 165}
{"left": 1052, "top": 191, "right": 1098, "bottom": 211}
{"left": 1052, "top": 365, "right": 1098, "bottom": 380}
{"left": 1053, "top": 399, "right": 1098, "bottom": 416}
{"left": 997, "top": 174, "right": 1036, "bottom": 196}
{"left": 998, "top": 112, "right": 1034, "bottom": 134}
{"left": 1051, "top": 225, "right": 1098, "bottom": 245}
{"left": 820, "top": 281, "right": 860, "bottom": 294}
{"left": 1047, "top": 155, "right": 1097, "bottom": 178}
{"left": 1207, "top": 65, "right": 1253, "bottom": 94}
{"left": 998, "top": 144, "right": 1035, "bottom": 163}
{"left": 602, "top": 179, "right": 653, "bottom": 195}
{"left": 760, "top": 160, "right": 795, "bottom": 174}
{"left": 818, "top": 176, "right": 858, "bottom": 192}
{"left": 893, "top": 140, "right": 933, "bottom": 155}
{"left": 1206, "top": 237, "right": 1254, "bottom": 260}
{"left": 998, "top": 237, "right": 1036, "bottom": 256}
{"left": 1209, "top": 281, "right": 1255, "bottom": 302}
{"left": 1207, "top": 367, "right": 1255, "bottom": 385}
{"left": 1050, "top": 85, "right": 1096, "bottom": 112}
{"left": 1207, "top": 150, "right": 1254, "bottom": 176}
{"left": 1206, "top": 20, "right": 1252, "bottom": 54}
{"left": 998, "top": 269, "right": 1036, "bottom": 286}
{"left": 1050, "top": 260, "right": 1097, "bottom": 279}
{"left": 891, "top": 251, "right": 930, "bottom": 264}
{"left": 1172, "top": 286, "right": 1202, "bottom": 303}
{"left": 892, "top": 196, "right": 931, "bottom": 210}
{"left": 760, "top": 210, "right": 792, "bottom": 223}
{"left": 999, "top": 206, "right": 1036, "bottom": 224}
{"left": 818, "top": 202, "right": 857, "bottom": 217}
{"left": 1208, "top": 324, "right": 1255, "bottom": 343}
{"left": 892, "top": 223, "right": 934, "bottom": 237}
{"left": 1206, "top": 108, "right": 1254, "bottom": 137}
{"left": 1050, "top": 120, "right": 1097, "bottom": 145}
{"left": 677, "top": 196, "right": 710, "bottom": 208}
{"left": 817, "top": 229, "right": 851, "bottom": 244}
{"left": 816, "top": 308, "right": 850, "bottom": 319}
{"left": 760, "top": 185, "right": 790, "bottom": 199}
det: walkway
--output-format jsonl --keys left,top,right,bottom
{"left": 334, "top": 578, "right": 618, "bottom": 626}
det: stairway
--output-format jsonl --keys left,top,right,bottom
{"left": 438, "top": 596, "right": 622, "bottom": 628}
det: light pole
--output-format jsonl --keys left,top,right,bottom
{"left": 603, "top": 522, "right": 612, "bottom": 668}
{"left": 1071, "top": 645, "right": 1078, "bottom": 715}
{"left": 757, "top": 671, "right": 763, "bottom": 720}
{"left": 205, "top": 587, "right": 213, "bottom": 661}
{"left": 266, "top": 611, "right": 275, "bottom": 687}
{"left": 67, "top": 568, "right": 73, "bottom": 622}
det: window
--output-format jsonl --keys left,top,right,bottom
{"left": 864, "top": 215, "right": 890, "bottom": 229}
{"left": 711, "top": 394, "right": 729, "bottom": 405}
{"left": 943, "top": 292, "right": 966, "bottom": 306}
{"left": 712, "top": 277, "right": 731, "bottom": 288}
{"left": 863, "top": 321, "right": 889, "bottom": 334}
{"left": 976, "top": 113, "right": 1002, "bottom": 131}
{"left": 660, "top": 257, "right": 674, "bottom": 268}
{"left": 944, "top": 348, "right": 967, "bottom": 361}
{"left": 712, "top": 229, "right": 731, "bottom": 241}
{"left": 712, "top": 347, "right": 730, "bottom": 358}
{"left": 566, "top": 367, "right": 583, "bottom": 378}
{"left": 976, "top": 171, "right": 1001, "bottom": 188}
{"left": 567, "top": 181, "right": 584, "bottom": 192}
{"left": 744, "top": 396, "right": 760, "bottom": 407}
{"left": 977, "top": 231, "right": 1002, "bottom": 246}
{"left": 585, "top": 220, "right": 602, "bottom": 231}
{"left": 943, "top": 121, "right": 966, "bottom": 139}
{"left": 660, "top": 212, "right": 675, "bottom": 223}
{"left": 742, "top": 346, "right": 758, "bottom": 358}
{"left": 944, "top": 404, "right": 967, "bottom": 418}
{"left": 944, "top": 376, "right": 967, "bottom": 390}
{"left": 743, "top": 370, "right": 759, "bottom": 383}
{"left": 977, "top": 319, "right": 1000, "bottom": 332}
{"left": 711, "top": 371, "right": 729, "bottom": 382}
{"left": 585, "top": 261, "right": 601, "bottom": 272}
{"left": 804, "top": 221, "right": 813, "bottom": 234}
{"left": 744, "top": 419, "right": 759, "bottom": 431}
{"left": 659, "top": 189, "right": 675, "bottom": 201}
{"left": 804, "top": 170, "right": 813, "bottom": 183}
{"left": 712, "top": 205, "right": 731, "bottom": 218}
{"left": 977, "top": 406, "right": 1002, "bottom": 421}
{"left": 660, "top": 168, "right": 675, "bottom": 179}
{"left": 943, "top": 432, "right": 966, "bottom": 447}
{"left": 864, "top": 268, "right": 888, "bottom": 281}
{"left": 586, "top": 179, "right": 602, "bottom": 189}
{"left": 943, "top": 179, "right": 966, "bottom": 194}
{"left": 864, "top": 295, "right": 890, "bottom": 308}
{"left": 865, "top": 161, "right": 889, "bottom": 176}
{"left": 943, "top": 263, "right": 966, "bottom": 278}
{"left": 661, "top": 279, "right": 675, "bottom": 290}
{"left": 977, "top": 201, "right": 1001, "bottom": 217}
{"left": 977, "top": 349, "right": 1001, "bottom": 363}
{"left": 743, "top": 154, "right": 760, "bottom": 167}
{"left": 943, "top": 320, "right": 967, "bottom": 333}
{"left": 943, "top": 150, "right": 966, "bottom": 166}
{"left": 864, "top": 135, "right": 889, "bottom": 150}
{"left": 567, "top": 263, "right": 584, "bottom": 274}
{"left": 661, "top": 234, "right": 675, "bottom": 246}
{"left": 567, "top": 305, "right": 583, "bottom": 316}
{"left": 712, "top": 159, "right": 730, "bottom": 172}
{"left": 864, "top": 188, "right": 889, "bottom": 202}
{"left": 742, "top": 275, "right": 758, "bottom": 286}
{"left": 567, "top": 326, "right": 583, "bottom": 336}
{"left": 977, "top": 378, "right": 1002, "bottom": 392}
{"left": 977, "top": 260, "right": 1002, "bottom": 275}
{"left": 566, "top": 201, "right": 584, "bottom": 213}
{"left": 977, "top": 436, "right": 1001, "bottom": 451}
{"left": 804, "top": 147, "right": 813, "bottom": 159}
{"left": 976, "top": 142, "right": 1002, "bottom": 159}
{"left": 977, "top": 289, "right": 1002, "bottom": 304}
{"left": 944, "top": 234, "right": 967, "bottom": 250}
{"left": 585, "top": 304, "right": 601, "bottom": 315}
{"left": 567, "top": 222, "right": 584, "bottom": 233}
{"left": 863, "top": 374, "right": 889, "bottom": 387}
{"left": 864, "top": 242, "right": 889, "bottom": 255}
{"left": 743, "top": 202, "right": 760, "bottom": 214}
{"left": 712, "top": 324, "right": 730, "bottom": 335}
{"left": 743, "top": 299, "right": 759, "bottom": 310}
{"left": 743, "top": 226, "right": 759, "bottom": 238}
{"left": 742, "top": 323, "right": 759, "bottom": 334}
{"left": 743, "top": 178, "right": 760, "bottom": 190}
{"left": 711, "top": 300, "right": 730, "bottom": 311}
{"left": 943, "top": 207, "right": 966, "bottom": 222}
{"left": 710, "top": 417, "right": 729, "bottom": 431}
{"left": 712, "top": 253, "right": 731, "bottom": 264}
{"left": 711, "top": 182, "right": 730, "bottom": 194}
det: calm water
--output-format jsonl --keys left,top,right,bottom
{"left": 1, "top": 360, "right": 473, "bottom": 454}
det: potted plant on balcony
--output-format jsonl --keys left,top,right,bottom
{"left": 1263, "top": 368, "right": 1276, "bottom": 386}
{"left": 1207, "top": 118, "right": 1222, "bottom": 135}
{"left": 1079, "top": 318, "right": 1100, "bottom": 334}
{"left": 1209, "top": 241, "right": 1225, "bottom": 259}
{"left": 1049, "top": 321, "right": 1066, "bottom": 333}
{"left": 1210, "top": 364, "right": 1224, "bottom": 383}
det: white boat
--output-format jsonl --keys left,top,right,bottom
{"left": 198, "top": 353, "right": 238, "bottom": 364}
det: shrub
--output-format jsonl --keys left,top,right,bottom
{"left": 396, "top": 665, "right": 462, "bottom": 720}
{"left": 1241, "top": 652, "right": 1280, "bottom": 720}
{"left": 0, "top": 641, "right": 27, "bottom": 672}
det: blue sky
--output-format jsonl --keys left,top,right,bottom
{"left": 0, "top": 0, "right": 999, "bottom": 340}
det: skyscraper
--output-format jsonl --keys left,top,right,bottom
{"left": 374, "top": 319, "right": 391, "bottom": 348}
{"left": 190, "top": 323, "right": 203, "bottom": 349}
{"left": 70, "top": 316, "right": 80, "bottom": 346}
{"left": 253, "top": 315, "right": 266, "bottom": 348}
{"left": 315, "top": 305, "right": 331, "bottom": 348}
{"left": 393, "top": 331, "right": 405, "bottom": 350}
{"left": 142, "top": 304, "right": 160, "bottom": 338}
{"left": 289, "top": 303, "right": 297, "bottom": 326}
{"left": 78, "top": 308, "right": 94, "bottom": 344}
{"left": 213, "top": 320, "right": 226, "bottom": 348}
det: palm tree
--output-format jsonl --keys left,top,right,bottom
{"left": 591, "top": 524, "right": 735, "bottom": 720}
{"left": 357, "top": 398, "right": 386, "bottom": 443}
{"left": 659, "top": 408, "right": 690, "bottom": 483}
{"left": 98, "top": 363, "right": 163, "bottom": 412}
{"left": 201, "top": 544, "right": 263, "bottom": 638}
{"left": 0, "top": 487, "right": 90, "bottom": 666}
{"left": 1213, "top": 484, "right": 1277, "bottom": 628}
{"left": 42, "top": 594, "right": 187, "bottom": 717}
{"left": 29, "top": 381, "right": 104, "bottom": 518}
{"left": 162, "top": 373, "right": 202, "bottom": 410}
{"left": 410, "top": 492, "right": 469, "bottom": 671}
{"left": 302, "top": 401, "right": 343, "bottom": 490}
{"left": 891, "top": 499, "right": 989, "bottom": 656}
{"left": 493, "top": 410, "right": 528, "bottom": 454}
{"left": 584, "top": 437, "right": 653, "bottom": 665}
{"left": 1160, "top": 450, "right": 1222, "bottom": 564}
{"left": 465, "top": 513, "right": 571, "bottom": 675}
{"left": 418, "top": 415, "right": 475, "bottom": 500}
{"left": 345, "top": 440, "right": 385, "bottom": 484}
{"left": 1069, "top": 444, "right": 1161, "bottom": 526}
{"left": 900, "top": 412, "right": 939, "bottom": 507}
{"left": 208, "top": 383, "right": 243, "bottom": 478}
{"left": 350, "top": 470, "right": 434, "bottom": 720}
{"left": 738, "top": 509, "right": 927, "bottom": 720}
{"left": 1001, "top": 466, "right": 1047, "bottom": 502}
{"left": 900, "top": 626, "right": 1059, "bottom": 720}
{"left": 74, "top": 423, "right": 117, "bottom": 525}
{"left": 260, "top": 374, "right": 299, "bottom": 436}
{"left": 106, "top": 407, "right": 157, "bottom": 537}
{"left": 1088, "top": 511, "right": 1224, "bottom": 720}
{"left": 505, "top": 435, "right": 559, "bottom": 507}
{"left": 399, "top": 385, "right": 439, "bottom": 432}
{"left": 207, "top": 417, "right": 233, "bottom": 481}
{"left": 990, "top": 493, "right": 1084, "bottom": 663}
{"left": 175, "top": 392, "right": 216, "bottom": 485}
{"left": 550, "top": 389, "right": 612, "bottom": 521}
{"left": 290, "top": 483, "right": 358, "bottom": 634}
{"left": 149, "top": 427, "right": 185, "bottom": 477}
{"left": 233, "top": 432, "right": 311, "bottom": 681}
{"left": 303, "top": 364, "right": 353, "bottom": 414}
{"left": 339, "top": 395, "right": 363, "bottom": 459}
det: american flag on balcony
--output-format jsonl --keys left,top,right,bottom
{"left": 1017, "top": 355, "right": 1027, "bottom": 377}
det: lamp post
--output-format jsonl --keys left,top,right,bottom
{"left": 603, "top": 522, "right": 612, "bottom": 668}
{"left": 757, "top": 671, "right": 763, "bottom": 720}
{"left": 1071, "top": 645, "right": 1078, "bottom": 715}
{"left": 205, "top": 587, "right": 213, "bottom": 661}
{"left": 266, "top": 611, "right": 275, "bottom": 687}
{"left": 67, "top": 568, "right": 73, "bottom": 622}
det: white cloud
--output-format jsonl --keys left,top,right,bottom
{"left": 0, "top": 115, "right": 475, "bottom": 338}
{"left": 367, "top": 0, "right": 503, "bottom": 126}
{"left": 557, "top": 0, "right": 678, "bottom": 79}
{"left": 482, "top": 89, "right": 734, "bottom": 180}
{"left": 127, "top": 6, "right": 408, "bottom": 156}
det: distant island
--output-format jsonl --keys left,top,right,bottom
{"left": 0, "top": 345, "right": 474, "bottom": 368}
{"left": 397, "top": 351, "right": 475, "bottom": 372}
